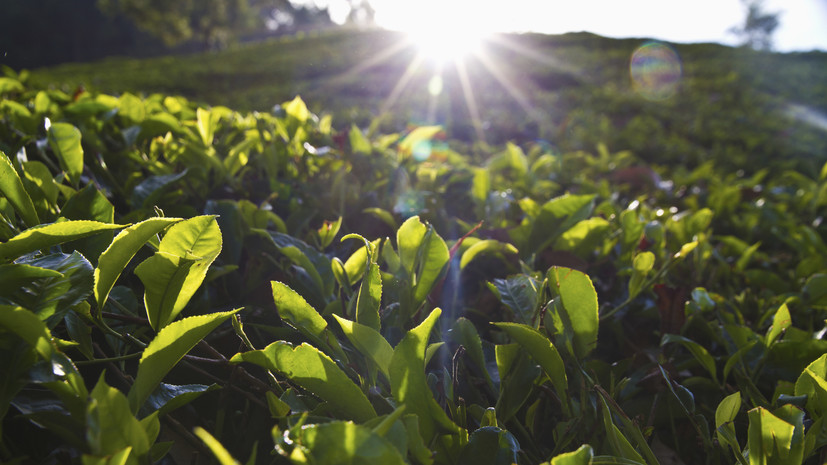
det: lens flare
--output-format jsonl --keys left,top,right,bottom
{"left": 630, "top": 42, "right": 682, "bottom": 101}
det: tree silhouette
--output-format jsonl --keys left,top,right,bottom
{"left": 729, "top": 0, "right": 780, "bottom": 51}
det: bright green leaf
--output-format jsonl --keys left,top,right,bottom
{"left": 548, "top": 267, "right": 599, "bottom": 359}
{"left": 494, "top": 322, "right": 570, "bottom": 415}
{"left": 0, "top": 305, "right": 54, "bottom": 359}
{"left": 231, "top": 341, "right": 376, "bottom": 422}
{"left": 286, "top": 421, "right": 406, "bottom": 464}
{"left": 794, "top": 354, "right": 827, "bottom": 417}
{"left": 194, "top": 427, "right": 240, "bottom": 465}
{"left": 390, "top": 308, "right": 460, "bottom": 442}
{"left": 356, "top": 262, "right": 382, "bottom": 331}
{"left": 95, "top": 217, "right": 181, "bottom": 310}
{"left": 747, "top": 407, "right": 795, "bottom": 465}
{"left": 0, "top": 220, "right": 125, "bottom": 260}
{"left": 88, "top": 376, "right": 151, "bottom": 462}
{"left": 333, "top": 315, "right": 393, "bottom": 377}
{"left": 0, "top": 150, "right": 39, "bottom": 226}
{"left": 460, "top": 239, "right": 518, "bottom": 270}
{"left": 549, "top": 444, "right": 594, "bottom": 465}
{"left": 128, "top": 309, "right": 239, "bottom": 413}
{"left": 47, "top": 122, "right": 84, "bottom": 187}
{"left": 765, "top": 303, "right": 791, "bottom": 346}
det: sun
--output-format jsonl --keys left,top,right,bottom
{"left": 380, "top": 1, "right": 492, "bottom": 63}
{"left": 406, "top": 23, "right": 488, "bottom": 64}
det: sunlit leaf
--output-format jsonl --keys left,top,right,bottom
{"left": 231, "top": 341, "right": 376, "bottom": 422}
{"left": 548, "top": 444, "right": 594, "bottom": 465}
{"left": 128, "top": 309, "right": 239, "bottom": 413}
{"left": 747, "top": 407, "right": 795, "bottom": 465}
{"left": 0, "top": 150, "right": 39, "bottom": 226}
{"left": 794, "top": 354, "right": 827, "bottom": 417}
{"left": 494, "top": 322, "right": 570, "bottom": 415}
{"left": 548, "top": 267, "right": 599, "bottom": 359}
{"left": 356, "top": 262, "right": 382, "bottom": 331}
{"left": 194, "top": 427, "right": 240, "bottom": 465}
{"left": 0, "top": 305, "right": 54, "bottom": 359}
{"left": 765, "top": 303, "right": 791, "bottom": 346}
{"left": 136, "top": 216, "right": 221, "bottom": 330}
{"left": 88, "top": 376, "right": 151, "bottom": 462}
{"left": 95, "top": 217, "right": 181, "bottom": 310}
{"left": 459, "top": 239, "right": 518, "bottom": 270}
{"left": 47, "top": 122, "right": 84, "bottom": 187}
{"left": 390, "top": 308, "right": 460, "bottom": 442}
{"left": 283, "top": 421, "right": 406, "bottom": 464}
{"left": 333, "top": 315, "right": 393, "bottom": 377}
{"left": 0, "top": 221, "right": 125, "bottom": 260}
{"left": 396, "top": 216, "right": 449, "bottom": 308}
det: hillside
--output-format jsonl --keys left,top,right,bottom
{"left": 31, "top": 29, "right": 827, "bottom": 170}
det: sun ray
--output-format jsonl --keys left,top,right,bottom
{"left": 322, "top": 34, "right": 410, "bottom": 89}
{"left": 379, "top": 52, "right": 426, "bottom": 115}
{"left": 474, "top": 49, "right": 535, "bottom": 117}
{"left": 486, "top": 33, "right": 579, "bottom": 74}
{"left": 454, "top": 58, "right": 486, "bottom": 145}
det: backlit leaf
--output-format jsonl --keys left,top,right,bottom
{"left": 0, "top": 150, "right": 39, "bottom": 226}
{"left": 390, "top": 308, "right": 460, "bottom": 442}
{"left": 231, "top": 341, "right": 376, "bottom": 422}
{"left": 459, "top": 239, "right": 518, "bottom": 270}
{"left": 549, "top": 444, "right": 594, "bottom": 465}
{"left": 128, "top": 309, "right": 239, "bottom": 413}
{"left": 47, "top": 123, "right": 84, "bottom": 187}
{"left": 494, "top": 322, "right": 570, "bottom": 415}
{"left": 95, "top": 217, "right": 181, "bottom": 310}
{"left": 0, "top": 221, "right": 125, "bottom": 260}
{"left": 284, "top": 421, "right": 406, "bottom": 465}
{"left": 333, "top": 315, "right": 393, "bottom": 377}
{"left": 548, "top": 267, "right": 599, "bottom": 359}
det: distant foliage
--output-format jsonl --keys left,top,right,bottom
{"left": 730, "top": 0, "right": 780, "bottom": 51}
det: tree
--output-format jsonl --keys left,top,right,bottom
{"left": 97, "top": 0, "right": 266, "bottom": 48}
{"left": 729, "top": 0, "right": 780, "bottom": 51}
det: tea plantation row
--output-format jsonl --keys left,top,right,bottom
{"left": 1, "top": 63, "right": 826, "bottom": 464}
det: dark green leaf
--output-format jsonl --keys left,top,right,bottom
{"left": 458, "top": 426, "right": 520, "bottom": 465}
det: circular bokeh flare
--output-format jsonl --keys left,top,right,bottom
{"left": 630, "top": 42, "right": 682, "bottom": 101}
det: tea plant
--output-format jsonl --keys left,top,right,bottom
{"left": 1, "top": 65, "right": 826, "bottom": 465}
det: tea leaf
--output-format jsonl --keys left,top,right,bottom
{"left": 128, "top": 309, "right": 239, "bottom": 413}
{"left": 0, "top": 221, "right": 124, "bottom": 260}
{"left": 0, "top": 150, "right": 39, "bottom": 226}
{"left": 548, "top": 267, "right": 599, "bottom": 359}
{"left": 390, "top": 308, "right": 460, "bottom": 442}
{"left": 47, "top": 122, "right": 83, "bottom": 187}
{"left": 95, "top": 217, "right": 181, "bottom": 310}
{"left": 231, "top": 341, "right": 376, "bottom": 422}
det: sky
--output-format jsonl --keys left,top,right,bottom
{"left": 312, "top": 0, "right": 827, "bottom": 52}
